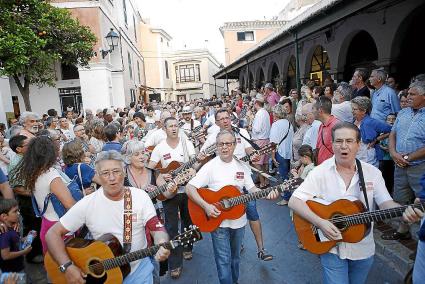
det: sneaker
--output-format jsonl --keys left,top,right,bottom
{"left": 257, "top": 249, "right": 273, "bottom": 261}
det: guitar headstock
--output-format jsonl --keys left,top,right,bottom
{"left": 204, "top": 143, "right": 217, "bottom": 156}
{"left": 174, "top": 169, "right": 195, "bottom": 185}
{"left": 256, "top": 143, "right": 276, "bottom": 155}
{"left": 171, "top": 225, "right": 203, "bottom": 248}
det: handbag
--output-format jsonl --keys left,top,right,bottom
{"left": 31, "top": 169, "right": 84, "bottom": 218}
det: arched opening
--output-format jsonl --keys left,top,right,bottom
{"left": 271, "top": 63, "right": 280, "bottom": 85}
{"left": 287, "top": 56, "right": 297, "bottom": 93}
{"left": 309, "top": 45, "right": 331, "bottom": 86}
{"left": 392, "top": 4, "right": 425, "bottom": 88}
{"left": 239, "top": 75, "right": 245, "bottom": 92}
{"left": 249, "top": 72, "right": 255, "bottom": 90}
{"left": 343, "top": 31, "right": 378, "bottom": 81}
{"left": 257, "top": 68, "right": 265, "bottom": 88}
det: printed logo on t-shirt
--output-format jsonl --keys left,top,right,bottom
{"left": 236, "top": 138, "right": 241, "bottom": 144}
{"left": 366, "top": 182, "right": 374, "bottom": 191}
{"left": 235, "top": 172, "right": 244, "bottom": 180}
{"left": 163, "top": 153, "right": 171, "bottom": 160}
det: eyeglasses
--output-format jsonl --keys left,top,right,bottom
{"left": 333, "top": 139, "right": 357, "bottom": 147}
{"left": 39, "top": 134, "right": 60, "bottom": 141}
{"left": 216, "top": 117, "right": 230, "bottom": 122}
{"left": 98, "top": 169, "right": 124, "bottom": 178}
{"left": 217, "top": 142, "right": 235, "bottom": 148}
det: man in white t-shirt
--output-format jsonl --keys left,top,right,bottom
{"left": 200, "top": 109, "right": 274, "bottom": 261}
{"left": 147, "top": 117, "right": 199, "bottom": 279}
{"left": 187, "top": 130, "right": 278, "bottom": 284}
{"left": 289, "top": 122, "right": 423, "bottom": 283}
{"left": 45, "top": 151, "right": 170, "bottom": 284}
{"left": 179, "top": 106, "right": 203, "bottom": 146}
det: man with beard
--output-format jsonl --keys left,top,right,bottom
{"left": 19, "top": 112, "right": 40, "bottom": 139}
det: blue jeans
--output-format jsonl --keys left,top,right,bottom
{"left": 320, "top": 253, "right": 374, "bottom": 284}
{"left": 123, "top": 257, "right": 154, "bottom": 284}
{"left": 275, "top": 153, "right": 291, "bottom": 200}
{"left": 211, "top": 226, "right": 245, "bottom": 284}
{"left": 413, "top": 219, "right": 425, "bottom": 283}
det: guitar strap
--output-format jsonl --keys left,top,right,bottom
{"left": 355, "top": 159, "right": 370, "bottom": 211}
{"left": 277, "top": 121, "right": 291, "bottom": 147}
{"left": 123, "top": 187, "right": 133, "bottom": 253}
{"left": 233, "top": 155, "right": 277, "bottom": 183}
{"left": 231, "top": 126, "right": 260, "bottom": 150}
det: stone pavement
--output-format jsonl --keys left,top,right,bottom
{"left": 25, "top": 199, "right": 410, "bottom": 284}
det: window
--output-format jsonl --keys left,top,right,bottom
{"left": 165, "top": 61, "right": 169, "bottom": 79}
{"left": 133, "top": 16, "right": 137, "bottom": 41}
{"left": 61, "top": 63, "right": 79, "bottom": 80}
{"left": 122, "top": 0, "right": 127, "bottom": 25}
{"left": 175, "top": 64, "right": 201, "bottom": 83}
{"left": 130, "top": 89, "right": 136, "bottom": 103}
{"left": 137, "top": 61, "right": 141, "bottom": 84}
{"left": 237, "top": 31, "right": 254, "bottom": 41}
{"left": 127, "top": 52, "right": 133, "bottom": 79}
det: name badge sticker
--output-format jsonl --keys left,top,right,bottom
{"left": 163, "top": 153, "right": 171, "bottom": 160}
{"left": 366, "top": 182, "right": 374, "bottom": 191}
{"left": 235, "top": 172, "right": 244, "bottom": 180}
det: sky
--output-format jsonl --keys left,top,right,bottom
{"left": 137, "top": 0, "right": 290, "bottom": 64}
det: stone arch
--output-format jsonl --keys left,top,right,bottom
{"left": 249, "top": 71, "right": 255, "bottom": 89}
{"left": 286, "top": 55, "right": 297, "bottom": 93}
{"left": 390, "top": 3, "right": 425, "bottom": 87}
{"left": 268, "top": 62, "right": 280, "bottom": 86}
{"left": 337, "top": 30, "right": 378, "bottom": 81}
{"left": 305, "top": 45, "right": 331, "bottom": 85}
{"left": 255, "top": 67, "right": 265, "bottom": 88}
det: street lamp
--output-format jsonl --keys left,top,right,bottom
{"left": 101, "top": 28, "right": 119, "bottom": 58}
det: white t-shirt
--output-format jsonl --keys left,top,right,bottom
{"left": 150, "top": 138, "right": 196, "bottom": 193}
{"left": 292, "top": 157, "right": 392, "bottom": 260}
{"left": 60, "top": 187, "right": 157, "bottom": 274}
{"left": 0, "top": 147, "right": 15, "bottom": 175}
{"left": 332, "top": 101, "right": 354, "bottom": 123}
{"left": 33, "top": 168, "right": 62, "bottom": 221}
{"left": 144, "top": 128, "right": 167, "bottom": 148}
{"left": 252, "top": 108, "right": 271, "bottom": 140}
{"left": 201, "top": 128, "right": 251, "bottom": 159}
{"left": 181, "top": 120, "right": 201, "bottom": 133}
{"left": 188, "top": 157, "right": 255, "bottom": 229}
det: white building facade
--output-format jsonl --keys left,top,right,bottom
{"left": 0, "top": 0, "right": 145, "bottom": 123}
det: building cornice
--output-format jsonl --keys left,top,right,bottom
{"left": 219, "top": 20, "right": 286, "bottom": 35}
{"left": 150, "top": 28, "right": 173, "bottom": 41}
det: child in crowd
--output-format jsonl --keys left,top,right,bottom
{"left": 290, "top": 144, "right": 315, "bottom": 180}
{"left": 0, "top": 199, "right": 31, "bottom": 273}
{"left": 379, "top": 113, "right": 397, "bottom": 195}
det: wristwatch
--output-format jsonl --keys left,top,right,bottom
{"left": 403, "top": 154, "right": 409, "bottom": 161}
{"left": 59, "top": 261, "right": 73, "bottom": 273}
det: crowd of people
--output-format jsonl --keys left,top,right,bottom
{"left": 0, "top": 67, "right": 424, "bottom": 284}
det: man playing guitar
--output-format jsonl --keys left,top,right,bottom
{"left": 147, "top": 117, "right": 200, "bottom": 279}
{"left": 199, "top": 108, "right": 274, "bottom": 261}
{"left": 186, "top": 130, "right": 278, "bottom": 284}
{"left": 289, "top": 122, "right": 423, "bottom": 284}
{"left": 180, "top": 106, "right": 204, "bottom": 146}
{"left": 45, "top": 151, "right": 170, "bottom": 284}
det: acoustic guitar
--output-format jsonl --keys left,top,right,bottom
{"left": 146, "top": 169, "right": 195, "bottom": 201}
{"left": 293, "top": 198, "right": 425, "bottom": 254}
{"left": 44, "top": 226, "right": 202, "bottom": 283}
{"left": 188, "top": 178, "right": 303, "bottom": 232}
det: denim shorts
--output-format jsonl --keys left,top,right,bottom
{"left": 243, "top": 188, "right": 259, "bottom": 221}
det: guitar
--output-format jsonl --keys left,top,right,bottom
{"left": 44, "top": 226, "right": 202, "bottom": 284}
{"left": 188, "top": 178, "right": 303, "bottom": 232}
{"left": 293, "top": 198, "right": 425, "bottom": 254}
{"left": 147, "top": 169, "right": 195, "bottom": 201}
{"left": 158, "top": 143, "right": 218, "bottom": 175}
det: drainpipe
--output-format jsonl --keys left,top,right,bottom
{"left": 246, "top": 60, "right": 250, "bottom": 93}
{"left": 295, "top": 31, "right": 301, "bottom": 92}
{"left": 225, "top": 72, "right": 229, "bottom": 96}
{"left": 214, "top": 78, "right": 217, "bottom": 96}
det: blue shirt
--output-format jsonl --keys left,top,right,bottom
{"left": 392, "top": 107, "right": 425, "bottom": 166}
{"left": 64, "top": 163, "right": 95, "bottom": 189}
{"left": 370, "top": 85, "right": 400, "bottom": 122}
{"left": 102, "top": 142, "right": 122, "bottom": 153}
{"left": 0, "top": 169, "right": 7, "bottom": 184}
{"left": 0, "top": 228, "right": 24, "bottom": 272}
{"left": 359, "top": 115, "right": 392, "bottom": 160}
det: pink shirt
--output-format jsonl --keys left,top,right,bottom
{"left": 266, "top": 91, "right": 280, "bottom": 107}
{"left": 316, "top": 116, "right": 340, "bottom": 165}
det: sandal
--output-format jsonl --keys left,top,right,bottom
{"left": 257, "top": 249, "right": 273, "bottom": 261}
{"left": 170, "top": 267, "right": 182, "bottom": 279}
{"left": 381, "top": 231, "right": 411, "bottom": 241}
{"left": 183, "top": 251, "right": 193, "bottom": 260}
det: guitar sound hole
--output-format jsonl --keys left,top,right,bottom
{"left": 88, "top": 259, "right": 105, "bottom": 277}
{"left": 331, "top": 214, "right": 347, "bottom": 231}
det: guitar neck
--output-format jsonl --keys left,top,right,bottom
{"left": 334, "top": 202, "right": 425, "bottom": 225}
{"left": 221, "top": 180, "right": 297, "bottom": 208}
{"left": 172, "top": 144, "right": 216, "bottom": 175}
{"left": 101, "top": 242, "right": 173, "bottom": 271}
{"left": 148, "top": 183, "right": 169, "bottom": 199}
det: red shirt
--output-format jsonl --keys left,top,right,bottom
{"left": 316, "top": 115, "right": 340, "bottom": 165}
